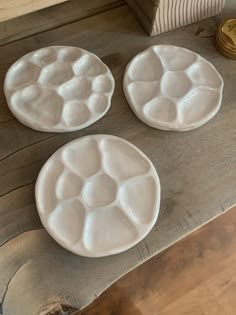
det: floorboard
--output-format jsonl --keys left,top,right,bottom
{"left": 78, "top": 206, "right": 236, "bottom": 315}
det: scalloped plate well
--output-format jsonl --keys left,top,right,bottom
{"left": 4, "top": 46, "right": 115, "bottom": 132}
{"left": 123, "top": 45, "right": 224, "bottom": 131}
{"left": 35, "top": 135, "right": 161, "bottom": 257}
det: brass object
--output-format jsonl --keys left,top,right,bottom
{"left": 216, "top": 19, "right": 236, "bottom": 59}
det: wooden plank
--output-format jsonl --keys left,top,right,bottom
{"left": 0, "top": 0, "right": 124, "bottom": 45}
{"left": 0, "top": 2, "right": 236, "bottom": 314}
{"left": 77, "top": 206, "right": 236, "bottom": 315}
{"left": 126, "top": 0, "right": 226, "bottom": 35}
{"left": 0, "top": 0, "right": 68, "bottom": 22}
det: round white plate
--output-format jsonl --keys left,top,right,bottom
{"left": 123, "top": 45, "right": 224, "bottom": 131}
{"left": 35, "top": 135, "right": 161, "bottom": 257}
{"left": 4, "top": 46, "right": 115, "bottom": 132}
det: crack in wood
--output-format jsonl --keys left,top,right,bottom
{"left": 0, "top": 159, "right": 43, "bottom": 177}
{"left": 0, "top": 261, "right": 30, "bottom": 315}
{"left": 0, "top": 134, "right": 57, "bottom": 162}
{"left": 0, "top": 181, "right": 34, "bottom": 198}
{"left": 0, "top": 228, "right": 44, "bottom": 248}
{"left": 0, "top": 229, "right": 79, "bottom": 315}
{"left": 0, "top": 119, "right": 15, "bottom": 124}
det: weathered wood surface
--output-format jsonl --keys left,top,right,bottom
{"left": 0, "top": 0, "right": 68, "bottom": 22}
{"left": 0, "top": 0, "right": 124, "bottom": 45}
{"left": 78, "top": 206, "right": 236, "bottom": 315}
{"left": 126, "top": 0, "right": 226, "bottom": 36}
{"left": 0, "top": 2, "right": 236, "bottom": 314}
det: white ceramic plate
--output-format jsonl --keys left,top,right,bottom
{"left": 4, "top": 46, "right": 115, "bottom": 132}
{"left": 35, "top": 135, "right": 161, "bottom": 257}
{"left": 123, "top": 45, "right": 224, "bottom": 131}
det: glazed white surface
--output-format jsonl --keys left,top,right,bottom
{"left": 123, "top": 45, "right": 224, "bottom": 131}
{"left": 35, "top": 135, "right": 161, "bottom": 257}
{"left": 4, "top": 46, "right": 115, "bottom": 132}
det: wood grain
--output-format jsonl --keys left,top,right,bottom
{"left": 77, "top": 206, "right": 236, "bottom": 315}
{"left": 0, "top": 2, "right": 236, "bottom": 314}
{"left": 0, "top": 0, "right": 124, "bottom": 45}
{"left": 0, "top": 0, "right": 68, "bottom": 22}
{"left": 126, "top": 0, "right": 226, "bottom": 35}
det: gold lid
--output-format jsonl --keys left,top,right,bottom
{"left": 216, "top": 18, "right": 236, "bottom": 59}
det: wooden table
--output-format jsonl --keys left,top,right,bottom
{"left": 0, "top": 1, "right": 236, "bottom": 314}
{"left": 0, "top": 0, "right": 68, "bottom": 22}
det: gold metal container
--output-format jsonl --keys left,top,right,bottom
{"left": 216, "top": 19, "right": 236, "bottom": 60}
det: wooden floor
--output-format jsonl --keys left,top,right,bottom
{"left": 78, "top": 207, "right": 236, "bottom": 315}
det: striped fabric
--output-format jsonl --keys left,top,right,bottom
{"left": 153, "top": 0, "right": 226, "bottom": 35}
